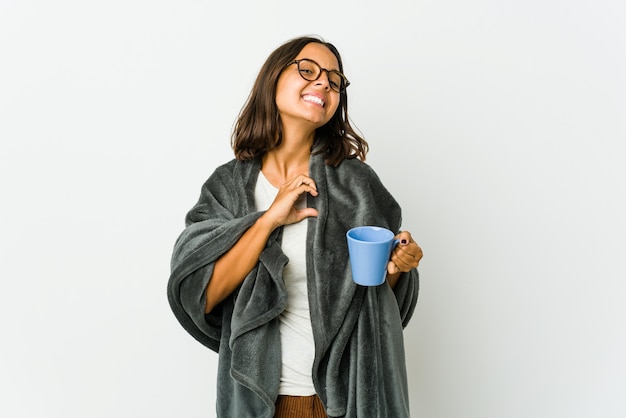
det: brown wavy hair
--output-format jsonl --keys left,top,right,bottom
{"left": 231, "top": 35, "right": 368, "bottom": 167}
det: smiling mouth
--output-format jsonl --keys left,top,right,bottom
{"left": 302, "top": 94, "right": 325, "bottom": 107}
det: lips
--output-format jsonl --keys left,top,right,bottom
{"left": 302, "top": 94, "right": 325, "bottom": 107}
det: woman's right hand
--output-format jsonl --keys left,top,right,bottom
{"left": 206, "top": 174, "right": 318, "bottom": 314}
{"left": 263, "top": 174, "right": 319, "bottom": 229}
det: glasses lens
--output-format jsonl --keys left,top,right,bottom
{"left": 327, "top": 72, "right": 345, "bottom": 93}
{"left": 297, "top": 60, "right": 320, "bottom": 81}
{"left": 296, "top": 59, "right": 347, "bottom": 93}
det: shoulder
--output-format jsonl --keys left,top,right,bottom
{"left": 186, "top": 159, "right": 256, "bottom": 224}
{"left": 321, "top": 156, "right": 403, "bottom": 229}
{"left": 327, "top": 157, "right": 383, "bottom": 185}
{"left": 205, "top": 158, "right": 258, "bottom": 186}
{"left": 321, "top": 157, "right": 395, "bottom": 202}
{"left": 195, "top": 159, "right": 243, "bottom": 206}
{"left": 336, "top": 157, "right": 370, "bottom": 172}
{"left": 210, "top": 158, "right": 239, "bottom": 181}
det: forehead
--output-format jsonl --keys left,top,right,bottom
{"left": 295, "top": 43, "right": 340, "bottom": 71}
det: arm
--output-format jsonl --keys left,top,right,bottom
{"left": 204, "top": 174, "right": 319, "bottom": 313}
{"left": 204, "top": 215, "right": 274, "bottom": 313}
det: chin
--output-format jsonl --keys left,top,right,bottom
{"left": 305, "top": 112, "right": 331, "bottom": 126}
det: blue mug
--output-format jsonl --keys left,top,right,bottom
{"left": 346, "top": 226, "right": 399, "bottom": 286}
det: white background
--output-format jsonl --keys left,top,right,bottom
{"left": 1, "top": 0, "right": 625, "bottom": 417}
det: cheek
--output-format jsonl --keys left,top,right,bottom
{"left": 328, "top": 98, "right": 341, "bottom": 117}
{"left": 274, "top": 84, "right": 292, "bottom": 113}
{"left": 275, "top": 75, "right": 303, "bottom": 110}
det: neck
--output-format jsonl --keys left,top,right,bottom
{"left": 262, "top": 134, "right": 313, "bottom": 186}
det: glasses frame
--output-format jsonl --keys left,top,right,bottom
{"left": 287, "top": 58, "right": 350, "bottom": 93}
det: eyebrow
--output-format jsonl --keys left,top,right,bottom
{"left": 299, "top": 57, "right": 341, "bottom": 72}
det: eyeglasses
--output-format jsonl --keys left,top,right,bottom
{"left": 286, "top": 58, "right": 350, "bottom": 93}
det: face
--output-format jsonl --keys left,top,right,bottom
{"left": 275, "top": 42, "right": 342, "bottom": 132}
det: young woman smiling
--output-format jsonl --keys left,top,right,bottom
{"left": 168, "top": 35, "right": 423, "bottom": 418}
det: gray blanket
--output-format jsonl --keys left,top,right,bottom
{"left": 167, "top": 153, "right": 419, "bottom": 417}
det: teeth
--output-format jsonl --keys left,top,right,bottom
{"left": 303, "top": 95, "right": 324, "bottom": 106}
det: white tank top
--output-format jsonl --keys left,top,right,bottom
{"left": 254, "top": 172, "right": 316, "bottom": 396}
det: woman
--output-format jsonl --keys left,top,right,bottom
{"left": 168, "top": 35, "right": 423, "bottom": 418}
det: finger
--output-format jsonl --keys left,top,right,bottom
{"left": 394, "top": 231, "right": 422, "bottom": 259}
{"left": 300, "top": 177, "right": 317, "bottom": 190}
{"left": 387, "top": 260, "right": 400, "bottom": 275}
{"left": 294, "top": 207, "right": 319, "bottom": 222}
{"left": 395, "top": 230, "right": 412, "bottom": 246}
{"left": 391, "top": 252, "right": 414, "bottom": 271}
{"left": 395, "top": 241, "right": 422, "bottom": 259}
{"left": 290, "top": 175, "right": 317, "bottom": 189}
{"left": 301, "top": 183, "right": 319, "bottom": 196}
{"left": 403, "top": 245, "right": 423, "bottom": 266}
{"left": 288, "top": 176, "right": 318, "bottom": 196}
{"left": 391, "top": 242, "right": 422, "bottom": 271}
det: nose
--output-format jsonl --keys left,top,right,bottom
{"left": 314, "top": 70, "right": 332, "bottom": 91}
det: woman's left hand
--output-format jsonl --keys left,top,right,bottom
{"left": 387, "top": 231, "right": 423, "bottom": 275}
